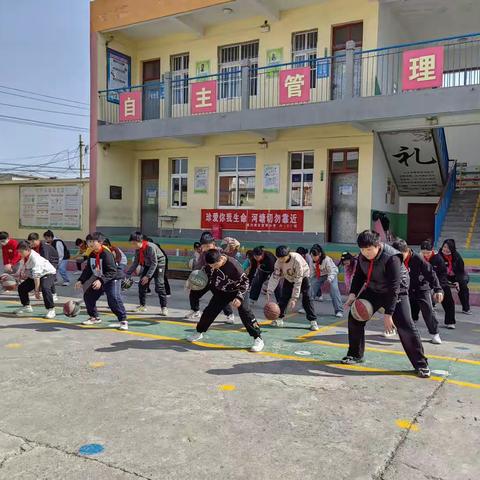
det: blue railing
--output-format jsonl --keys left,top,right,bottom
{"left": 434, "top": 161, "right": 457, "bottom": 245}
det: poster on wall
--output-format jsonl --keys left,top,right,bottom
{"left": 266, "top": 48, "right": 283, "bottom": 77}
{"left": 20, "top": 185, "right": 82, "bottom": 229}
{"left": 107, "top": 48, "right": 131, "bottom": 103}
{"left": 194, "top": 167, "right": 209, "bottom": 193}
{"left": 195, "top": 60, "right": 210, "bottom": 77}
{"left": 263, "top": 165, "right": 280, "bottom": 193}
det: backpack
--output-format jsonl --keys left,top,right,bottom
{"left": 53, "top": 239, "right": 70, "bottom": 259}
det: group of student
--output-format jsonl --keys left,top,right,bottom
{"left": 0, "top": 228, "right": 472, "bottom": 376}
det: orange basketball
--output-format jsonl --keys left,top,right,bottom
{"left": 350, "top": 298, "right": 374, "bottom": 322}
{"left": 264, "top": 302, "right": 281, "bottom": 320}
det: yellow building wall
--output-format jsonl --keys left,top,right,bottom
{"left": 0, "top": 180, "right": 89, "bottom": 241}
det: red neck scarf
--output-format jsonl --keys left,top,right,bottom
{"left": 33, "top": 244, "right": 40, "bottom": 253}
{"left": 426, "top": 250, "right": 435, "bottom": 263}
{"left": 404, "top": 251, "right": 412, "bottom": 271}
{"left": 365, "top": 259, "right": 374, "bottom": 288}
{"left": 139, "top": 240, "right": 148, "bottom": 266}
{"left": 95, "top": 246, "right": 103, "bottom": 269}
{"left": 315, "top": 259, "right": 321, "bottom": 278}
{"left": 443, "top": 253, "right": 453, "bottom": 275}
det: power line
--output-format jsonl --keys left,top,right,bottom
{"left": 0, "top": 114, "right": 89, "bottom": 132}
{"left": 0, "top": 84, "right": 89, "bottom": 106}
{"left": 0, "top": 90, "right": 89, "bottom": 110}
{"left": 0, "top": 148, "right": 77, "bottom": 162}
{"left": 0, "top": 102, "right": 89, "bottom": 117}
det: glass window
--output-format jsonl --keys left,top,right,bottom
{"left": 289, "top": 152, "right": 314, "bottom": 207}
{"left": 292, "top": 30, "right": 318, "bottom": 88}
{"left": 218, "top": 155, "right": 256, "bottom": 207}
{"left": 170, "top": 158, "right": 188, "bottom": 207}
{"left": 346, "top": 151, "right": 359, "bottom": 170}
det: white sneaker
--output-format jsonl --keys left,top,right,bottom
{"left": 187, "top": 331, "right": 203, "bottom": 342}
{"left": 335, "top": 311, "right": 344, "bottom": 318}
{"left": 431, "top": 334, "right": 442, "bottom": 344}
{"left": 271, "top": 319, "right": 284, "bottom": 327}
{"left": 298, "top": 308, "right": 306, "bottom": 314}
{"left": 118, "top": 321, "right": 128, "bottom": 331}
{"left": 82, "top": 317, "right": 101, "bottom": 325}
{"left": 462, "top": 310, "right": 472, "bottom": 315}
{"left": 15, "top": 305, "right": 33, "bottom": 316}
{"left": 52, "top": 294, "right": 59, "bottom": 302}
{"left": 134, "top": 305, "right": 147, "bottom": 313}
{"left": 160, "top": 307, "right": 169, "bottom": 317}
{"left": 310, "top": 320, "right": 319, "bottom": 331}
{"left": 45, "top": 308, "right": 56, "bottom": 319}
{"left": 315, "top": 295, "right": 324, "bottom": 302}
{"left": 250, "top": 337, "right": 264, "bottom": 352}
{"left": 225, "top": 314, "right": 235, "bottom": 324}
{"left": 184, "top": 310, "right": 201, "bottom": 320}
{"left": 446, "top": 324, "right": 456, "bottom": 329}
{"left": 62, "top": 282, "right": 70, "bottom": 287}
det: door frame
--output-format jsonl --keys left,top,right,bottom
{"left": 140, "top": 159, "right": 160, "bottom": 234}
{"left": 326, "top": 148, "right": 359, "bottom": 242}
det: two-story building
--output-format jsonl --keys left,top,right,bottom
{"left": 90, "top": 0, "right": 480, "bottom": 247}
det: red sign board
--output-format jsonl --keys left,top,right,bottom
{"left": 201, "top": 209, "right": 304, "bottom": 232}
{"left": 119, "top": 91, "right": 142, "bottom": 122}
{"left": 191, "top": 80, "right": 217, "bottom": 114}
{"left": 279, "top": 67, "right": 311, "bottom": 105}
{"left": 402, "top": 46, "right": 444, "bottom": 91}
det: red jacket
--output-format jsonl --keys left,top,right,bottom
{"left": 2, "top": 238, "right": 21, "bottom": 266}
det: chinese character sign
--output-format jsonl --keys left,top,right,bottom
{"left": 279, "top": 67, "right": 311, "bottom": 105}
{"left": 191, "top": 80, "right": 217, "bottom": 114}
{"left": 119, "top": 91, "right": 142, "bottom": 122}
{"left": 201, "top": 209, "right": 304, "bottom": 232}
{"left": 402, "top": 46, "right": 444, "bottom": 91}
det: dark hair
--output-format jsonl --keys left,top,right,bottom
{"left": 310, "top": 244, "right": 326, "bottom": 262}
{"left": 200, "top": 233, "right": 215, "bottom": 245}
{"left": 129, "top": 232, "right": 144, "bottom": 242}
{"left": 103, "top": 238, "right": 112, "bottom": 247}
{"left": 340, "top": 252, "right": 354, "bottom": 263}
{"left": 420, "top": 240, "right": 433, "bottom": 251}
{"left": 0, "top": 231, "right": 9, "bottom": 241}
{"left": 86, "top": 234, "right": 93, "bottom": 241}
{"left": 357, "top": 230, "right": 381, "bottom": 248}
{"left": 441, "top": 238, "right": 458, "bottom": 257}
{"left": 205, "top": 248, "right": 222, "bottom": 265}
{"left": 296, "top": 247, "right": 308, "bottom": 256}
{"left": 392, "top": 239, "right": 408, "bottom": 253}
{"left": 252, "top": 246, "right": 264, "bottom": 256}
{"left": 245, "top": 249, "right": 254, "bottom": 259}
{"left": 27, "top": 232, "right": 40, "bottom": 241}
{"left": 310, "top": 247, "right": 320, "bottom": 257}
{"left": 193, "top": 242, "right": 201, "bottom": 249}
{"left": 43, "top": 230, "right": 54, "bottom": 238}
{"left": 91, "top": 232, "right": 105, "bottom": 242}
{"left": 75, "top": 238, "right": 84, "bottom": 246}
{"left": 275, "top": 245, "right": 290, "bottom": 258}
{"left": 17, "top": 240, "right": 31, "bottom": 251}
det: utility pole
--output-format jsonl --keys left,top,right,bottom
{"left": 79, "top": 134, "right": 84, "bottom": 179}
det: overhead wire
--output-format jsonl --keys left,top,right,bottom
{"left": 0, "top": 89, "right": 89, "bottom": 110}
{"left": 0, "top": 101, "right": 89, "bottom": 117}
{"left": 0, "top": 84, "right": 89, "bottom": 105}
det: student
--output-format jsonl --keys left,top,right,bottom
{"left": 420, "top": 241, "right": 457, "bottom": 328}
{"left": 73, "top": 236, "right": 92, "bottom": 273}
{"left": 75, "top": 232, "right": 127, "bottom": 329}
{"left": 339, "top": 252, "right": 357, "bottom": 294}
{"left": 186, "top": 249, "right": 264, "bottom": 352}
{"left": 310, "top": 246, "right": 343, "bottom": 318}
{"left": 0, "top": 231, "right": 21, "bottom": 273}
{"left": 342, "top": 230, "right": 430, "bottom": 378}
{"left": 12, "top": 241, "right": 56, "bottom": 319}
{"left": 266, "top": 246, "right": 319, "bottom": 331}
{"left": 43, "top": 230, "right": 71, "bottom": 286}
{"left": 189, "top": 242, "right": 202, "bottom": 270}
{"left": 126, "top": 232, "right": 168, "bottom": 316}
{"left": 221, "top": 237, "right": 242, "bottom": 261}
{"left": 143, "top": 235, "right": 171, "bottom": 297}
{"left": 185, "top": 233, "right": 234, "bottom": 324}
{"left": 249, "top": 246, "right": 279, "bottom": 306}
{"left": 242, "top": 250, "right": 257, "bottom": 281}
{"left": 392, "top": 239, "right": 443, "bottom": 344}
{"left": 103, "top": 238, "right": 128, "bottom": 272}
{"left": 440, "top": 239, "right": 471, "bottom": 315}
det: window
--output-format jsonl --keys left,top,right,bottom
{"left": 443, "top": 68, "right": 480, "bottom": 87}
{"left": 292, "top": 30, "right": 318, "bottom": 88}
{"left": 329, "top": 149, "right": 359, "bottom": 173}
{"left": 218, "top": 155, "right": 256, "bottom": 207}
{"left": 218, "top": 41, "right": 259, "bottom": 99}
{"left": 171, "top": 53, "right": 189, "bottom": 105}
{"left": 171, "top": 158, "right": 188, "bottom": 207}
{"left": 289, "top": 152, "right": 314, "bottom": 207}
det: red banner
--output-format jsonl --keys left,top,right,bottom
{"left": 201, "top": 209, "right": 304, "bottom": 232}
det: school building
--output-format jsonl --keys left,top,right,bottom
{"left": 90, "top": 0, "right": 480, "bottom": 251}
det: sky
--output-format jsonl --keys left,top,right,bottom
{"left": 0, "top": 0, "right": 90, "bottom": 178}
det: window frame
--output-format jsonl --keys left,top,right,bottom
{"left": 170, "top": 53, "right": 190, "bottom": 105}
{"left": 217, "top": 154, "right": 256, "bottom": 208}
{"left": 329, "top": 148, "right": 359, "bottom": 174}
{"left": 292, "top": 29, "right": 318, "bottom": 89}
{"left": 289, "top": 151, "right": 314, "bottom": 209}
{"left": 170, "top": 157, "right": 188, "bottom": 208}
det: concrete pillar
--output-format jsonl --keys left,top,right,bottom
{"left": 344, "top": 40, "right": 356, "bottom": 99}
{"left": 164, "top": 71, "right": 172, "bottom": 118}
{"left": 241, "top": 62, "right": 250, "bottom": 110}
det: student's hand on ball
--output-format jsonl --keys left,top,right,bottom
{"left": 92, "top": 280, "right": 102, "bottom": 290}
{"left": 433, "top": 292, "right": 444, "bottom": 303}
{"left": 140, "top": 276, "right": 149, "bottom": 286}
{"left": 345, "top": 293, "right": 356, "bottom": 308}
{"left": 74, "top": 281, "right": 82, "bottom": 290}
{"left": 231, "top": 298, "right": 241, "bottom": 308}
{"left": 288, "top": 299, "right": 296, "bottom": 311}
{"left": 383, "top": 314, "right": 395, "bottom": 335}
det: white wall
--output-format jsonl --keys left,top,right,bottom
{"left": 377, "top": 3, "right": 410, "bottom": 47}
{"left": 445, "top": 126, "right": 480, "bottom": 168}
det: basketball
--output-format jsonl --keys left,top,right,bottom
{"left": 121, "top": 278, "right": 134, "bottom": 290}
{"left": 350, "top": 298, "right": 374, "bottom": 322}
{"left": 1, "top": 275, "right": 17, "bottom": 291}
{"left": 264, "top": 302, "right": 281, "bottom": 320}
{"left": 63, "top": 300, "right": 81, "bottom": 318}
{"left": 188, "top": 269, "right": 209, "bottom": 291}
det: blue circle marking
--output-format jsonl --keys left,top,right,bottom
{"left": 79, "top": 444, "right": 104, "bottom": 455}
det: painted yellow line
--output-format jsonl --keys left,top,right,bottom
{"left": 297, "top": 318, "right": 347, "bottom": 340}
{"left": 309, "top": 339, "right": 480, "bottom": 366}
{"left": 466, "top": 191, "right": 480, "bottom": 249}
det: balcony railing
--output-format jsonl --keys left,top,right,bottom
{"left": 98, "top": 32, "right": 480, "bottom": 125}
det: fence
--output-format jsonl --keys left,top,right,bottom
{"left": 434, "top": 161, "right": 457, "bottom": 245}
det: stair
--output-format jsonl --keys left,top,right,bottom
{"left": 439, "top": 190, "right": 480, "bottom": 248}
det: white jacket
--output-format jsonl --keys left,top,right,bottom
{"left": 20, "top": 250, "right": 56, "bottom": 279}
{"left": 267, "top": 252, "right": 310, "bottom": 300}
{"left": 311, "top": 256, "right": 338, "bottom": 283}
